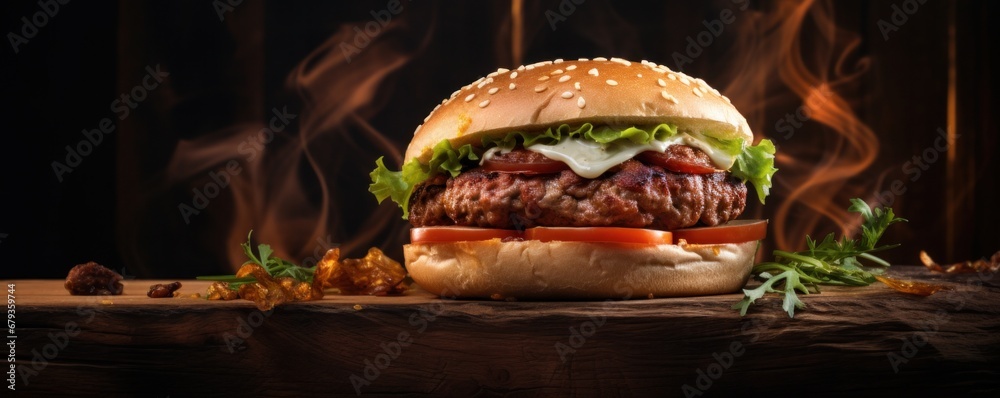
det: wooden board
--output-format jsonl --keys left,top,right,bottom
{"left": 6, "top": 266, "right": 1000, "bottom": 396}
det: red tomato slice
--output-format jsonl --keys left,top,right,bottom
{"left": 636, "top": 151, "right": 721, "bottom": 174}
{"left": 672, "top": 220, "right": 768, "bottom": 244}
{"left": 525, "top": 227, "right": 673, "bottom": 245}
{"left": 481, "top": 151, "right": 569, "bottom": 174}
{"left": 410, "top": 227, "right": 522, "bottom": 243}
{"left": 412, "top": 223, "right": 763, "bottom": 246}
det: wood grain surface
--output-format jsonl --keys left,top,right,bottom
{"left": 6, "top": 266, "right": 1000, "bottom": 397}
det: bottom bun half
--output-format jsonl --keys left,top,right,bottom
{"left": 404, "top": 239, "right": 759, "bottom": 300}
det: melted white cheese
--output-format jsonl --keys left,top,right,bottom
{"left": 525, "top": 139, "right": 655, "bottom": 178}
{"left": 479, "top": 146, "right": 510, "bottom": 166}
{"left": 520, "top": 133, "right": 738, "bottom": 178}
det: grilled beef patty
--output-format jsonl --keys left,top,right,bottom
{"left": 409, "top": 153, "right": 747, "bottom": 230}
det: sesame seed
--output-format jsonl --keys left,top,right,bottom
{"left": 450, "top": 90, "right": 461, "bottom": 99}
{"left": 657, "top": 78, "right": 666, "bottom": 87}
{"left": 479, "top": 99, "right": 490, "bottom": 108}
{"left": 566, "top": 65, "right": 577, "bottom": 71}
{"left": 510, "top": 71, "right": 518, "bottom": 79}
{"left": 487, "top": 71, "right": 500, "bottom": 78}
{"left": 554, "top": 58, "right": 564, "bottom": 64}
{"left": 488, "top": 87, "right": 499, "bottom": 95}
{"left": 680, "top": 76, "right": 691, "bottom": 86}
{"left": 561, "top": 91, "right": 573, "bottom": 99}
{"left": 465, "top": 93, "right": 476, "bottom": 102}
{"left": 423, "top": 114, "right": 431, "bottom": 122}
{"left": 517, "top": 65, "right": 526, "bottom": 71}
{"left": 606, "top": 79, "right": 618, "bottom": 86}
{"left": 574, "top": 82, "right": 581, "bottom": 90}
{"left": 610, "top": 57, "right": 631, "bottom": 66}
{"left": 558, "top": 75, "right": 571, "bottom": 82}
{"left": 538, "top": 76, "right": 550, "bottom": 81}
{"left": 526, "top": 65, "right": 536, "bottom": 70}
{"left": 661, "top": 90, "right": 678, "bottom": 103}
{"left": 637, "top": 73, "right": 643, "bottom": 78}
{"left": 577, "top": 96, "right": 586, "bottom": 108}
{"left": 414, "top": 125, "right": 422, "bottom": 134}
{"left": 692, "top": 87, "right": 703, "bottom": 97}
{"left": 578, "top": 58, "right": 589, "bottom": 61}
{"left": 667, "top": 74, "right": 677, "bottom": 81}
{"left": 550, "top": 69, "right": 564, "bottom": 75}
{"left": 593, "top": 57, "right": 608, "bottom": 61}
{"left": 472, "top": 77, "right": 484, "bottom": 86}
{"left": 509, "top": 83, "right": 516, "bottom": 90}
{"left": 497, "top": 68, "right": 510, "bottom": 73}
{"left": 534, "top": 85, "right": 547, "bottom": 93}
{"left": 477, "top": 77, "right": 493, "bottom": 89}
{"left": 588, "top": 68, "right": 599, "bottom": 76}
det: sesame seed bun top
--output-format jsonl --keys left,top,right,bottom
{"left": 404, "top": 57, "right": 753, "bottom": 164}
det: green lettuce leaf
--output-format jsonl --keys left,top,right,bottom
{"left": 731, "top": 139, "right": 777, "bottom": 204}
{"left": 369, "top": 157, "right": 417, "bottom": 219}
{"left": 370, "top": 123, "right": 777, "bottom": 218}
{"left": 482, "top": 123, "right": 679, "bottom": 149}
{"left": 369, "top": 140, "right": 477, "bottom": 219}
{"left": 703, "top": 135, "right": 745, "bottom": 157}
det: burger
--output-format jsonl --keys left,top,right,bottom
{"left": 369, "top": 57, "right": 776, "bottom": 300}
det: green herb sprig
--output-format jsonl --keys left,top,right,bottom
{"left": 733, "top": 198, "right": 906, "bottom": 318}
{"left": 197, "top": 231, "right": 316, "bottom": 290}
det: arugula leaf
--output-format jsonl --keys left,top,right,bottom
{"left": 735, "top": 199, "right": 906, "bottom": 317}
{"left": 733, "top": 269, "right": 811, "bottom": 317}
{"left": 197, "top": 231, "right": 317, "bottom": 290}
{"left": 251, "top": 241, "right": 273, "bottom": 266}
{"left": 850, "top": 197, "right": 905, "bottom": 251}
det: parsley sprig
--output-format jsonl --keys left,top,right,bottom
{"left": 197, "top": 231, "right": 316, "bottom": 290}
{"left": 734, "top": 199, "right": 906, "bottom": 318}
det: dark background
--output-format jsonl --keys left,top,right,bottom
{"left": 1, "top": 0, "right": 997, "bottom": 278}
